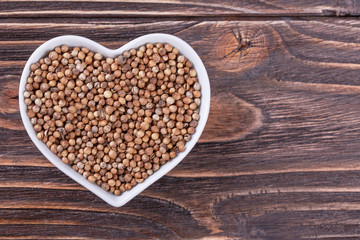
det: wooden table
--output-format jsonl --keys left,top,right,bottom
{"left": 2, "top": 1, "right": 360, "bottom": 239}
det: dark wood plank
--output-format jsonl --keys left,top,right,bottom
{"left": 0, "top": 0, "right": 359, "bottom": 17}
{"left": 0, "top": 186, "right": 210, "bottom": 239}
{"left": 2, "top": 9, "right": 360, "bottom": 240}
{"left": 2, "top": 19, "right": 360, "bottom": 171}
{"left": 213, "top": 193, "right": 360, "bottom": 240}
{"left": 1, "top": 169, "right": 360, "bottom": 238}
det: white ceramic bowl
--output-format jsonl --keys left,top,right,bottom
{"left": 19, "top": 34, "right": 210, "bottom": 207}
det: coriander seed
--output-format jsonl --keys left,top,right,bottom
{"left": 24, "top": 42, "right": 201, "bottom": 196}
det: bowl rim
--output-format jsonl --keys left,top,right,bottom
{"left": 19, "top": 33, "right": 211, "bottom": 207}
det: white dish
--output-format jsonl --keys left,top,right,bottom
{"left": 19, "top": 34, "right": 210, "bottom": 207}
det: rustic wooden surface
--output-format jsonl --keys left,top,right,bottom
{"left": 2, "top": 1, "right": 360, "bottom": 239}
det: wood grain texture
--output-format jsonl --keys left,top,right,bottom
{"left": 0, "top": 0, "right": 360, "bottom": 17}
{"left": 2, "top": 1, "right": 360, "bottom": 239}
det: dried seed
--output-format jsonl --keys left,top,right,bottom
{"left": 24, "top": 43, "right": 201, "bottom": 196}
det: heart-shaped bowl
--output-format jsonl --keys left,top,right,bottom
{"left": 19, "top": 34, "right": 210, "bottom": 207}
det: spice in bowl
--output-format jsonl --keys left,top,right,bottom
{"left": 23, "top": 43, "right": 201, "bottom": 195}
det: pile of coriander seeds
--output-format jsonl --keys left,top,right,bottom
{"left": 24, "top": 42, "right": 201, "bottom": 195}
